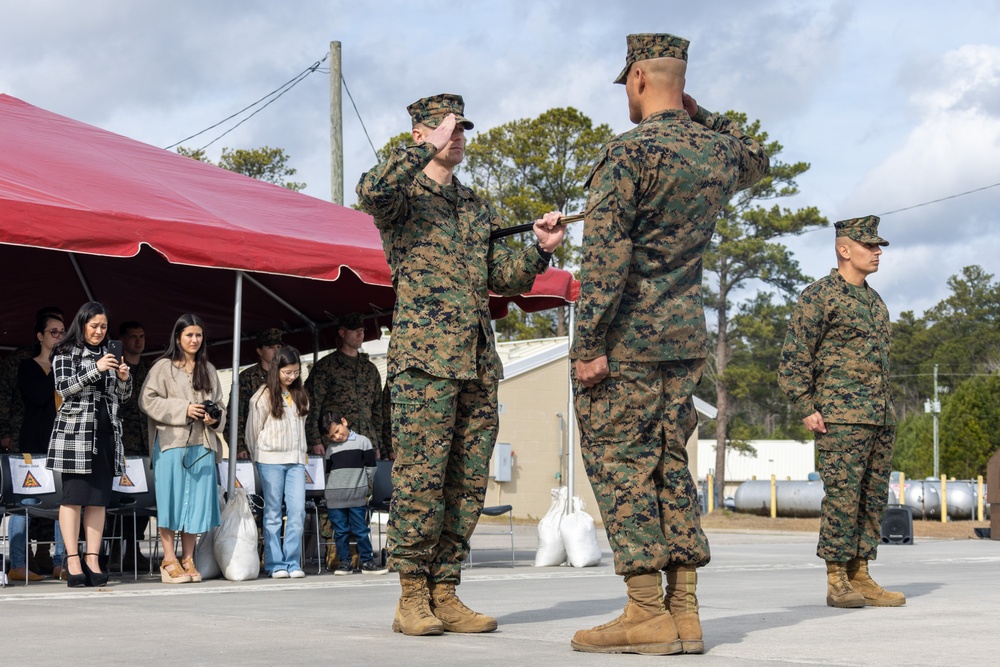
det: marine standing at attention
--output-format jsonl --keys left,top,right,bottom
{"left": 357, "top": 93, "right": 565, "bottom": 637}
{"left": 571, "top": 33, "right": 769, "bottom": 655}
{"left": 778, "top": 215, "right": 905, "bottom": 609}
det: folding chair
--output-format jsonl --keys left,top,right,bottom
{"left": 302, "top": 455, "right": 332, "bottom": 574}
{"left": 1, "top": 454, "right": 63, "bottom": 585}
{"left": 467, "top": 504, "right": 515, "bottom": 568}
{"left": 107, "top": 456, "right": 157, "bottom": 578}
{"left": 368, "top": 460, "right": 393, "bottom": 567}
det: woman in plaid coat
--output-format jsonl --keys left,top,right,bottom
{"left": 47, "top": 301, "right": 132, "bottom": 587}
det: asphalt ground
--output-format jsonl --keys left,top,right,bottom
{"left": 2, "top": 526, "right": 997, "bottom": 666}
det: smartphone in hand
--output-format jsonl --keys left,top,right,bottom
{"left": 107, "top": 339, "right": 123, "bottom": 363}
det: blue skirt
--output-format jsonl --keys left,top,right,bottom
{"left": 152, "top": 439, "right": 221, "bottom": 534}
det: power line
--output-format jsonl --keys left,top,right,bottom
{"left": 878, "top": 180, "right": 1000, "bottom": 216}
{"left": 342, "top": 74, "right": 378, "bottom": 160}
{"left": 165, "top": 54, "right": 329, "bottom": 151}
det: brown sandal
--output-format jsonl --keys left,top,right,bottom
{"left": 181, "top": 556, "right": 202, "bottom": 583}
{"left": 160, "top": 558, "right": 192, "bottom": 584}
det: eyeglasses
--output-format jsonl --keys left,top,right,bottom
{"left": 46, "top": 329, "right": 65, "bottom": 337}
{"left": 280, "top": 370, "right": 301, "bottom": 378}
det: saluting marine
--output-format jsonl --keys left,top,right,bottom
{"left": 571, "top": 33, "right": 769, "bottom": 655}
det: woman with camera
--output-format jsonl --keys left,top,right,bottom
{"left": 47, "top": 302, "right": 131, "bottom": 588}
{"left": 140, "top": 313, "right": 226, "bottom": 584}
{"left": 245, "top": 346, "right": 311, "bottom": 579}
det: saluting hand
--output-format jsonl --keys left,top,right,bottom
{"left": 682, "top": 93, "right": 698, "bottom": 119}
{"left": 425, "top": 113, "right": 458, "bottom": 153}
{"left": 533, "top": 211, "right": 566, "bottom": 253}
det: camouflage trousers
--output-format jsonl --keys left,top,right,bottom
{"left": 816, "top": 423, "right": 895, "bottom": 562}
{"left": 387, "top": 367, "right": 498, "bottom": 584}
{"left": 574, "top": 359, "right": 710, "bottom": 576}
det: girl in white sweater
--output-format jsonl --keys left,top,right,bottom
{"left": 246, "top": 346, "right": 310, "bottom": 578}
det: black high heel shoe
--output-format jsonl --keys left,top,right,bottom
{"left": 83, "top": 553, "right": 110, "bottom": 587}
{"left": 65, "top": 554, "right": 88, "bottom": 588}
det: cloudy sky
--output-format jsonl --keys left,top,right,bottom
{"left": 3, "top": 0, "right": 998, "bottom": 320}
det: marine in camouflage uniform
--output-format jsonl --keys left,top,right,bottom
{"left": 230, "top": 328, "right": 283, "bottom": 459}
{"left": 0, "top": 345, "right": 34, "bottom": 452}
{"left": 357, "top": 93, "right": 564, "bottom": 636}
{"left": 304, "top": 313, "right": 385, "bottom": 458}
{"left": 570, "top": 33, "right": 769, "bottom": 655}
{"left": 778, "top": 215, "right": 904, "bottom": 608}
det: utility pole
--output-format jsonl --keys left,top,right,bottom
{"left": 924, "top": 364, "right": 941, "bottom": 478}
{"left": 329, "top": 40, "right": 343, "bottom": 205}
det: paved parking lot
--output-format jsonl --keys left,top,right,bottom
{"left": 3, "top": 526, "right": 997, "bottom": 666}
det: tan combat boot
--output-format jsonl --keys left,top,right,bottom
{"left": 846, "top": 558, "right": 906, "bottom": 607}
{"left": 427, "top": 580, "right": 498, "bottom": 632}
{"left": 826, "top": 561, "right": 866, "bottom": 608}
{"left": 392, "top": 574, "right": 445, "bottom": 636}
{"left": 665, "top": 566, "right": 705, "bottom": 654}
{"left": 571, "top": 572, "right": 682, "bottom": 655}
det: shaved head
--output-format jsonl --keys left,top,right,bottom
{"left": 635, "top": 56, "right": 686, "bottom": 91}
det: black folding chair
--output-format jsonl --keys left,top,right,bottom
{"left": 1, "top": 454, "right": 63, "bottom": 585}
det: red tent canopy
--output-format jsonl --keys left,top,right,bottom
{"left": 0, "top": 94, "right": 578, "bottom": 362}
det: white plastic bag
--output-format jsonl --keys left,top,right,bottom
{"left": 193, "top": 488, "right": 224, "bottom": 580}
{"left": 560, "top": 495, "right": 602, "bottom": 568}
{"left": 214, "top": 487, "right": 261, "bottom": 581}
{"left": 534, "top": 486, "right": 568, "bottom": 567}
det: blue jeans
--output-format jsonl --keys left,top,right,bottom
{"left": 257, "top": 463, "right": 305, "bottom": 574}
{"left": 8, "top": 516, "right": 65, "bottom": 569}
{"left": 327, "top": 506, "right": 374, "bottom": 564}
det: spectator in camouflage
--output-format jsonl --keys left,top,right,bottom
{"left": 357, "top": 93, "right": 565, "bottom": 636}
{"left": 114, "top": 320, "right": 152, "bottom": 571}
{"left": 570, "top": 33, "right": 769, "bottom": 655}
{"left": 778, "top": 215, "right": 905, "bottom": 609}
{"left": 230, "top": 328, "right": 285, "bottom": 459}
{"left": 304, "top": 313, "right": 387, "bottom": 459}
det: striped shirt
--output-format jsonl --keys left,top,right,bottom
{"left": 324, "top": 431, "right": 376, "bottom": 509}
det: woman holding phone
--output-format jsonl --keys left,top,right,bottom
{"left": 140, "top": 313, "right": 226, "bottom": 584}
{"left": 47, "top": 301, "right": 131, "bottom": 588}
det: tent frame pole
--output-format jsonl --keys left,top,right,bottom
{"left": 227, "top": 271, "right": 244, "bottom": 497}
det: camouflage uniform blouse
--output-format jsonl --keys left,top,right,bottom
{"left": 304, "top": 350, "right": 383, "bottom": 452}
{"left": 778, "top": 269, "right": 895, "bottom": 425}
{"left": 357, "top": 142, "right": 549, "bottom": 381}
{"left": 571, "top": 107, "right": 769, "bottom": 362}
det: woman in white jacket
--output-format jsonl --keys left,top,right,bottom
{"left": 246, "top": 346, "right": 312, "bottom": 578}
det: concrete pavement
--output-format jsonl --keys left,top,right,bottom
{"left": 2, "top": 526, "right": 997, "bottom": 666}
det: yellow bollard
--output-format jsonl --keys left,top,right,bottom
{"left": 941, "top": 475, "right": 948, "bottom": 523}
{"left": 707, "top": 474, "right": 714, "bottom": 514}
{"left": 978, "top": 475, "right": 985, "bottom": 522}
{"left": 770, "top": 474, "right": 777, "bottom": 519}
{"left": 899, "top": 472, "right": 906, "bottom": 505}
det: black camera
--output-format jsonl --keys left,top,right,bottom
{"left": 202, "top": 400, "right": 222, "bottom": 421}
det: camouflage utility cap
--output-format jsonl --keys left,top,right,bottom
{"left": 338, "top": 312, "right": 364, "bottom": 330}
{"left": 407, "top": 93, "right": 474, "bottom": 130}
{"left": 255, "top": 327, "right": 284, "bottom": 348}
{"left": 835, "top": 215, "right": 889, "bottom": 246}
{"left": 614, "top": 33, "right": 690, "bottom": 84}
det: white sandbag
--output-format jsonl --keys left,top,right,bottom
{"left": 560, "top": 496, "right": 602, "bottom": 568}
{"left": 193, "top": 487, "right": 224, "bottom": 580}
{"left": 534, "top": 486, "right": 568, "bottom": 567}
{"left": 214, "top": 487, "right": 261, "bottom": 581}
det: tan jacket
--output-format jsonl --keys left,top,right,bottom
{"left": 139, "top": 358, "right": 227, "bottom": 458}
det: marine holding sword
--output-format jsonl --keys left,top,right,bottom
{"left": 356, "top": 93, "right": 565, "bottom": 637}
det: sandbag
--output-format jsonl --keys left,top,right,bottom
{"left": 560, "top": 495, "right": 602, "bottom": 568}
{"left": 193, "top": 488, "right": 224, "bottom": 580}
{"left": 214, "top": 487, "right": 261, "bottom": 581}
{"left": 534, "top": 486, "right": 568, "bottom": 567}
